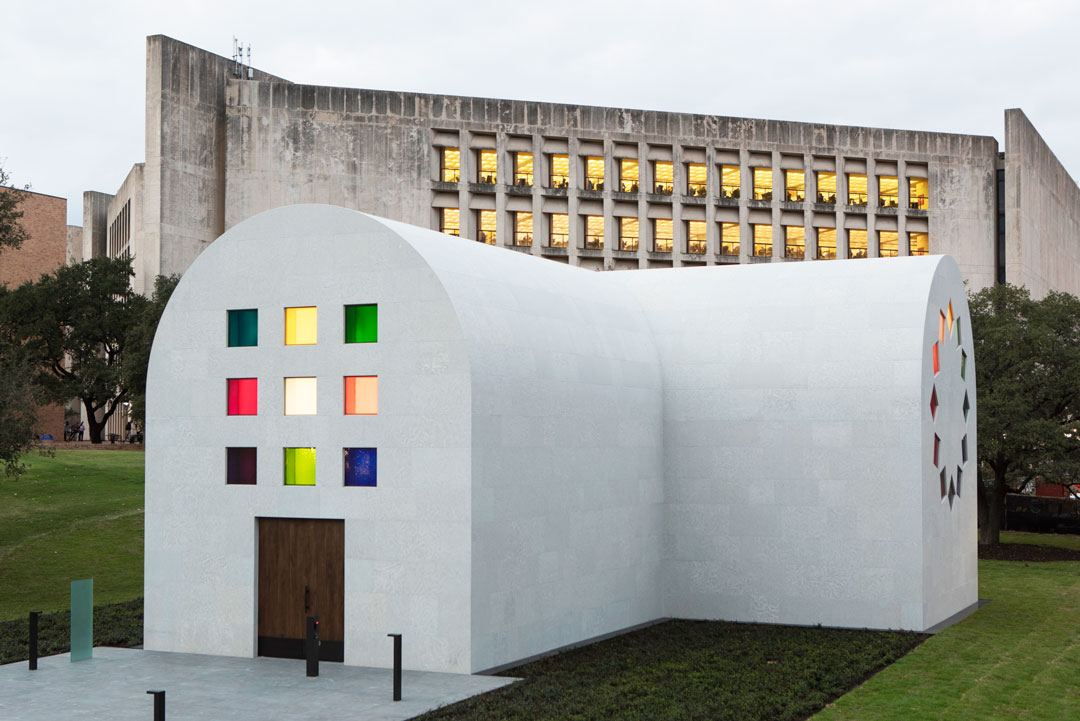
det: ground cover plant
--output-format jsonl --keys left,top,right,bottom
{"left": 0, "top": 449, "right": 144, "bottom": 619}
{"left": 0, "top": 598, "right": 142, "bottom": 665}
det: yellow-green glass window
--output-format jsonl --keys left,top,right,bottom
{"left": 284, "top": 306, "right": 317, "bottom": 345}
{"left": 720, "top": 222, "right": 740, "bottom": 255}
{"left": 848, "top": 229, "right": 868, "bottom": 258}
{"left": 880, "top": 231, "right": 899, "bottom": 257}
{"left": 753, "top": 168, "right": 772, "bottom": 200}
{"left": 909, "top": 177, "right": 929, "bottom": 209}
{"left": 514, "top": 152, "right": 533, "bottom": 186}
{"left": 878, "top": 176, "right": 899, "bottom": 207}
{"left": 441, "top": 147, "right": 460, "bottom": 182}
{"left": 620, "top": 159, "right": 639, "bottom": 192}
{"left": 585, "top": 215, "right": 604, "bottom": 249}
{"left": 785, "top": 170, "right": 805, "bottom": 202}
{"left": 720, "top": 165, "right": 740, "bottom": 198}
{"left": 283, "top": 447, "right": 316, "bottom": 486}
{"left": 785, "top": 226, "right": 805, "bottom": 258}
{"left": 619, "top": 217, "right": 639, "bottom": 251}
{"left": 847, "top": 174, "right": 868, "bottom": 206}
{"left": 817, "top": 228, "right": 836, "bottom": 259}
{"left": 687, "top": 164, "right": 707, "bottom": 197}
{"left": 478, "top": 149, "right": 497, "bottom": 184}
{"left": 909, "top": 231, "right": 929, "bottom": 255}
{"left": 687, "top": 220, "right": 706, "bottom": 254}
{"left": 816, "top": 171, "right": 837, "bottom": 204}
{"left": 753, "top": 224, "right": 772, "bottom": 256}
{"left": 440, "top": 208, "right": 460, "bottom": 236}
{"left": 654, "top": 218, "right": 673, "bottom": 252}
{"left": 654, "top": 161, "right": 674, "bottom": 194}
{"left": 514, "top": 212, "right": 533, "bottom": 246}
{"left": 477, "top": 209, "right": 496, "bottom": 245}
{"left": 550, "top": 154, "right": 570, "bottom": 188}
{"left": 585, "top": 157, "right": 604, "bottom": 190}
{"left": 550, "top": 213, "right": 569, "bottom": 247}
{"left": 284, "top": 377, "right": 317, "bottom": 416}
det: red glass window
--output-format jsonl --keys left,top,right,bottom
{"left": 227, "top": 378, "right": 258, "bottom": 415}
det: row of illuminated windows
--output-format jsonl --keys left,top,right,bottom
{"left": 226, "top": 447, "right": 377, "bottom": 487}
{"left": 227, "top": 377, "right": 378, "bottom": 416}
{"left": 227, "top": 305, "right": 378, "bottom": 347}
{"left": 440, "top": 208, "right": 929, "bottom": 257}
{"left": 439, "top": 148, "right": 930, "bottom": 210}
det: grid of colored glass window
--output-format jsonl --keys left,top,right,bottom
{"left": 227, "top": 378, "right": 258, "bottom": 415}
{"left": 228, "top": 309, "right": 258, "bottom": 347}
{"left": 284, "top": 447, "right": 316, "bottom": 485}
{"left": 226, "top": 447, "right": 257, "bottom": 484}
{"left": 344, "top": 304, "right": 377, "bottom": 343}
{"left": 284, "top": 307, "right": 317, "bottom": 345}
{"left": 344, "top": 376, "right": 378, "bottom": 415}
{"left": 284, "top": 377, "right": 317, "bottom": 415}
{"left": 344, "top": 448, "right": 377, "bottom": 486}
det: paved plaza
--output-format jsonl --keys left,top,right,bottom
{"left": 0, "top": 647, "right": 515, "bottom": 720}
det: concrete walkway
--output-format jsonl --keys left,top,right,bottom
{"left": 0, "top": 647, "right": 516, "bottom": 720}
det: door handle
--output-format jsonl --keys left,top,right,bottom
{"left": 304, "top": 585, "right": 310, "bottom": 613}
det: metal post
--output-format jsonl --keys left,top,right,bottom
{"left": 28, "top": 611, "right": 40, "bottom": 670}
{"left": 146, "top": 690, "right": 165, "bottom": 721}
{"left": 388, "top": 633, "right": 402, "bottom": 701}
{"left": 306, "top": 616, "right": 319, "bottom": 678}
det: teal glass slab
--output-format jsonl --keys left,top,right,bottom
{"left": 70, "top": 578, "right": 93, "bottom": 661}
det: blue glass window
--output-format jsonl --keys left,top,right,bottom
{"left": 344, "top": 448, "right": 377, "bottom": 487}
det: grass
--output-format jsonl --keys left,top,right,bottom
{"left": 999, "top": 529, "right": 1080, "bottom": 551}
{"left": 0, "top": 449, "right": 144, "bottom": 620}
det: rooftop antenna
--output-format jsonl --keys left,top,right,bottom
{"left": 232, "top": 36, "right": 242, "bottom": 78}
{"left": 246, "top": 43, "right": 253, "bottom": 79}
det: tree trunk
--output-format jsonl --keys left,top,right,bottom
{"left": 82, "top": 399, "right": 107, "bottom": 444}
{"left": 978, "top": 468, "right": 1008, "bottom": 546}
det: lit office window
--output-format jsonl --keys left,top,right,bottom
{"left": 654, "top": 219, "right": 673, "bottom": 252}
{"left": 785, "top": 226, "right": 805, "bottom": 258}
{"left": 441, "top": 147, "right": 461, "bottom": 182}
{"left": 284, "top": 377, "right": 317, "bottom": 416}
{"left": 753, "top": 224, "right": 772, "bottom": 256}
{"left": 879, "top": 231, "right": 899, "bottom": 257}
{"left": 620, "top": 159, "right": 640, "bottom": 192}
{"left": 878, "top": 176, "right": 899, "bottom": 207}
{"left": 816, "top": 171, "right": 837, "bottom": 204}
{"left": 514, "top": 152, "right": 533, "bottom": 187}
{"left": 477, "top": 149, "right": 497, "bottom": 184}
{"left": 440, "top": 208, "right": 460, "bottom": 236}
{"left": 818, "top": 228, "right": 837, "bottom": 259}
{"left": 687, "top": 220, "right": 706, "bottom": 254}
{"left": 785, "top": 170, "right": 805, "bottom": 202}
{"left": 477, "top": 209, "right": 496, "bottom": 245}
{"left": 654, "top": 161, "right": 674, "bottom": 194}
{"left": 720, "top": 222, "right": 740, "bottom": 256}
{"left": 585, "top": 156, "right": 605, "bottom": 190}
{"left": 550, "top": 154, "right": 570, "bottom": 188}
{"left": 847, "top": 173, "right": 868, "bottom": 206}
{"left": 514, "top": 212, "right": 533, "bottom": 246}
{"left": 849, "top": 229, "right": 868, "bottom": 258}
{"left": 619, "top": 217, "right": 639, "bottom": 251}
{"left": 585, "top": 215, "right": 604, "bottom": 249}
{"left": 753, "top": 168, "right": 772, "bottom": 200}
{"left": 687, "top": 163, "right": 707, "bottom": 197}
{"left": 720, "top": 165, "right": 740, "bottom": 199}
{"left": 909, "top": 231, "right": 929, "bottom": 255}
{"left": 284, "top": 307, "right": 317, "bottom": 345}
{"left": 550, "top": 213, "right": 569, "bottom": 247}
{"left": 909, "top": 177, "right": 929, "bottom": 209}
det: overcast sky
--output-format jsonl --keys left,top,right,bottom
{"left": 2, "top": 0, "right": 1078, "bottom": 226}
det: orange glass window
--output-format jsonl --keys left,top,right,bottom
{"left": 344, "top": 376, "right": 378, "bottom": 415}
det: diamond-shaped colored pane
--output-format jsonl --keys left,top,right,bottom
{"left": 963, "top": 392, "right": 970, "bottom": 421}
{"left": 955, "top": 316, "right": 962, "bottom": 346}
{"left": 961, "top": 350, "right": 967, "bottom": 380}
{"left": 947, "top": 301, "right": 954, "bottom": 335}
{"left": 961, "top": 435, "right": 968, "bottom": 463}
{"left": 956, "top": 466, "right": 963, "bottom": 498}
{"left": 933, "top": 342, "right": 940, "bottom": 375}
{"left": 934, "top": 434, "right": 940, "bottom": 467}
{"left": 940, "top": 468, "right": 947, "bottom": 499}
{"left": 939, "top": 312, "right": 946, "bottom": 343}
{"left": 930, "top": 386, "right": 938, "bottom": 420}
{"left": 948, "top": 477, "right": 956, "bottom": 508}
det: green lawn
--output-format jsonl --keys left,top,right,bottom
{"left": 0, "top": 450, "right": 144, "bottom": 620}
{"left": 999, "top": 529, "right": 1080, "bottom": 551}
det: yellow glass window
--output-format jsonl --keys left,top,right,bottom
{"left": 847, "top": 174, "right": 868, "bottom": 206}
{"left": 753, "top": 168, "right": 772, "bottom": 200}
{"left": 849, "top": 229, "right": 868, "bottom": 258}
{"left": 687, "top": 220, "right": 706, "bottom": 254}
{"left": 785, "top": 226, "right": 805, "bottom": 258}
{"left": 441, "top": 147, "right": 460, "bottom": 182}
{"left": 878, "top": 176, "right": 899, "bottom": 207}
{"left": 816, "top": 171, "right": 837, "bottom": 203}
{"left": 817, "top": 228, "right": 836, "bottom": 259}
{"left": 880, "top": 230, "right": 899, "bottom": 257}
{"left": 720, "top": 222, "right": 740, "bottom": 255}
{"left": 514, "top": 152, "right": 533, "bottom": 186}
{"left": 550, "top": 213, "right": 569, "bottom": 247}
{"left": 440, "top": 208, "right": 460, "bottom": 236}
{"left": 753, "top": 224, "right": 772, "bottom": 256}
{"left": 620, "top": 159, "right": 640, "bottom": 192}
{"left": 585, "top": 215, "right": 604, "bottom": 249}
{"left": 909, "top": 231, "right": 929, "bottom": 255}
{"left": 478, "top": 149, "right": 497, "bottom": 184}
{"left": 619, "top": 217, "right": 639, "bottom": 251}
{"left": 284, "top": 377, "right": 317, "bottom": 416}
{"left": 585, "top": 157, "right": 604, "bottom": 190}
{"left": 909, "top": 177, "right": 929, "bottom": 209}
{"left": 784, "top": 170, "right": 805, "bottom": 202}
{"left": 720, "top": 165, "right": 740, "bottom": 198}
{"left": 687, "top": 164, "right": 707, "bottom": 197}
{"left": 654, "top": 161, "right": 674, "bottom": 194}
{"left": 284, "top": 306, "right": 317, "bottom": 345}
{"left": 514, "top": 212, "right": 533, "bottom": 246}
{"left": 478, "top": 209, "right": 496, "bottom": 245}
{"left": 654, "top": 218, "right": 673, "bottom": 252}
{"left": 550, "top": 154, "right": 569, "bottom": 188}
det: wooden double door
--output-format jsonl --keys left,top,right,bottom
{"left": 257, "top": 518, "right": 344, "bottom": 662}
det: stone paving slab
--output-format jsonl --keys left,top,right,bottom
{"left": 0, "top": 647, "right": 516, "bottom": 720}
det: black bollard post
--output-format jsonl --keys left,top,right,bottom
{"left": 28, "top": 611, "right": 41, "bottom": 670}
{"left": 388, "top": 633, "right": 402, "bottom": 701}
{"left": 146, "top": 690, "right": 165, "bottom": 721}
{"left": 306, "top": 616, "right": 319, "bottom": 678}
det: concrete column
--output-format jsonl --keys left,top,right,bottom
{"left": 638, "top": 140, "right": 649, "bottom": 263}
{"left": 603, "top": 138, "right": 614, "bottom": 266}
{"left": 804, "top": 153, "right": 815, "bottom": 260}
{"left": 672, "top": 144, "right": 684, "bottom": 267}
{"left": 898, "top": 159, "right": 910, "bottom": 256}
{"left": 772, "top": 150, "right": 781, "bottom": 260}
{"left": 568, "top": 136, "right": 580, "bottom": 264}
{"left": 531, "top": 135, "right": 542, "bottom": 256}
{"left": 867, "top": 157, "right": 878, "bottom": 258}
{"left": 705, "top": 146, "right": 716, "bottom": 265}
{"left": 739, "top": 148, "right": 750, "bottom": 264}
{"left": 837, "top": 156, "right": 849, "bottom": 260}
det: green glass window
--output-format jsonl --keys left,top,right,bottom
{"left": 344, "top": 304, "right": 377, "bottom": 343}
{"left": 284, "top": 447, "right": 316, "bottom": 486}
{"left": 228, "top": 309, "right": 258, "bottom": 347}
